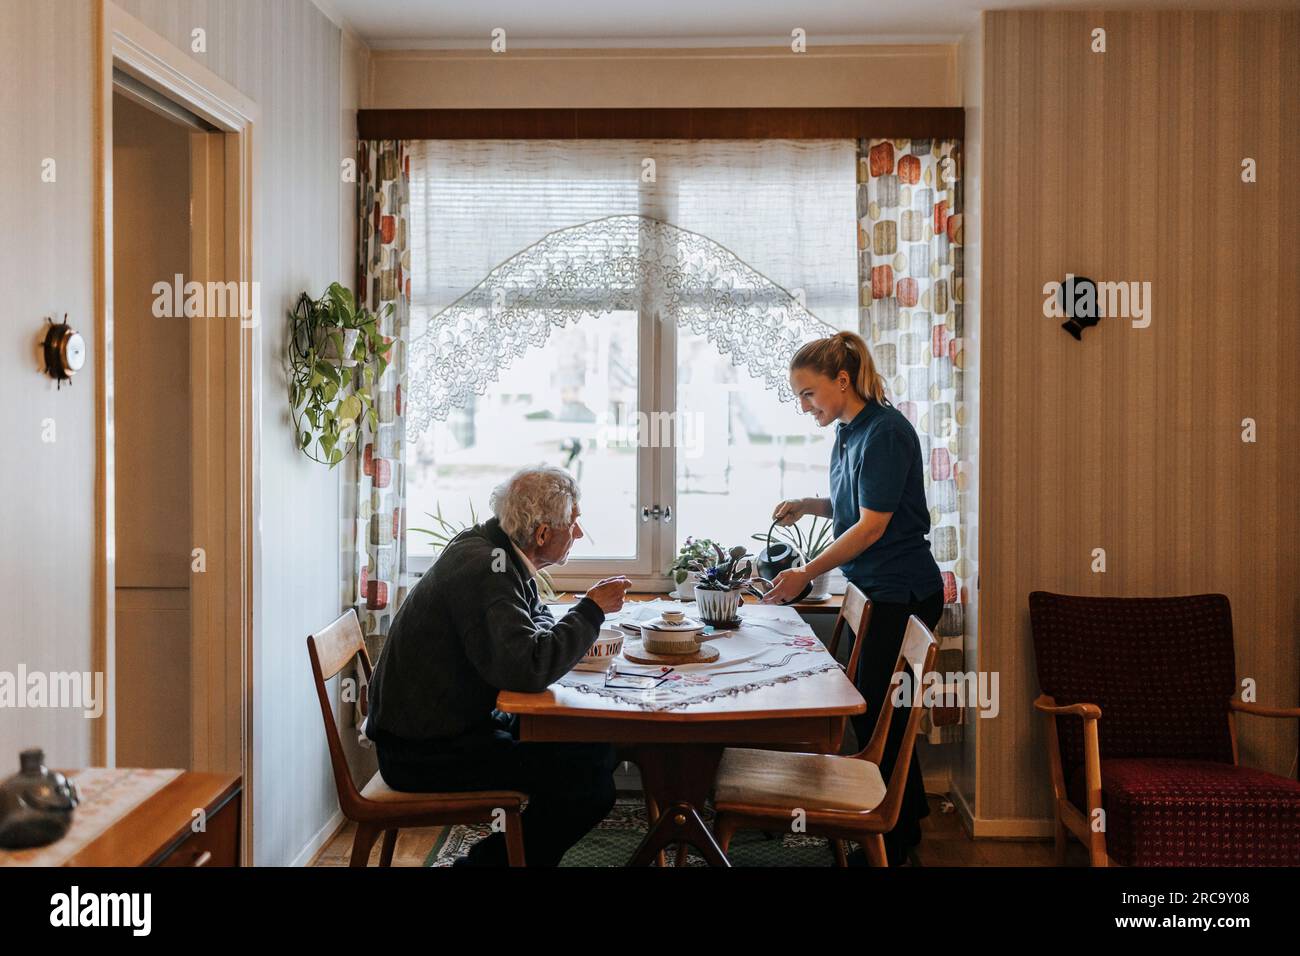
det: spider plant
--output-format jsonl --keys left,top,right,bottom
{"left": 411, "top": 501, "right": 559, "bottom": 600}
{"left": 751, "top": 515, "right": 834, "bottom": 565}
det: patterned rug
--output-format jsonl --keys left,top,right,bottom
{"left": 426, "top": 794, "right": 841, "bottom": 867}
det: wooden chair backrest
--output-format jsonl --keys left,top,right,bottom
{"left": 858, "top": 614, "right": 938, "bottom": 829}
{"left": 827, "top": 583, "right": 873, "bottom": 682}
{"left": 306, "top": 609, "right": 372, "bottom": 811}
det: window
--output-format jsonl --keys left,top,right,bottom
{"left": 406, "top": 140, "right": 858, "bottom": 588}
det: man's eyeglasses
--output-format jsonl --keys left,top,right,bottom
{"left": 603, "top": 663, "right": 674, "bottom": 691}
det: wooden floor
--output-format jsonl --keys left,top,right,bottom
{"left": 311, "top": 794, "right": 1089, "bottom": 866}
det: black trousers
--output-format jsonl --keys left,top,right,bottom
{"left": 374, "top": 714, "right": 617, "bottom": 867}
{"left": 848, "top": 589, "right": 945, "bottom": 845}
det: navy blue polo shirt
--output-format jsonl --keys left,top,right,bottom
{"left": 829, "top": 400, "right": 943, "bottom": 604}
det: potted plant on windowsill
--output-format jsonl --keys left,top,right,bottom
{"left": 288, "top": 282, "right": 391, "bottom": 467}
{"left": 751, "top": 515, "right": 834, "bottom": 600}
{"left": 693, "top": 545, "right": 752, "bottom": 627}
{"left": 666, "top": 537, "right": 725, "bottom": 600}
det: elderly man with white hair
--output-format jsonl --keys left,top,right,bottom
{"left": 365, "top": 465, "right": 631, "bottom": 866}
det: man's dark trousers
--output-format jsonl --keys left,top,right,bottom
{"left": 374, "top": 714, "right": 616, "bottom": 867}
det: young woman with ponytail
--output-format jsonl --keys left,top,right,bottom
{"left": 760, "top": 329, "right": 943, "bottom": 866}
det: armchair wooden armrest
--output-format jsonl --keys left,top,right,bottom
{"left": 1034, "top": 695, "right": 1102, "bottom": 720}
{"left": 1034, "top": 693, "right": 1109, "bottom": 866}
{"left": 1229, "top": 699, "right": 1300, "bottom": 719}
{"left": 1227, "top": 698, "right": 1300, "bottom": 776}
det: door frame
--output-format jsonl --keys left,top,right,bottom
{"left": 93, "top": 1, "right": 259, "bottom": 864}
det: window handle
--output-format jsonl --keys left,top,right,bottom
{"left": 641, "top": 505, "right": 671, "bottom": 523}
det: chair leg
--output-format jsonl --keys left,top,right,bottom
{"left": 831, "top": 838, "right": 848, "bottom": 867}
{"left": 1088, "top": 833, "right": 1109, "bottom": 868}
{"left": 713, "top": 813, "right": 737, "bottom": 855}
{"left": 864, "top": 834, "right": 887, "bottom": 867}
{"left": 1053, "top": 811, "right": 1068, "bottom": 866}
{"left": 349, "top": 823, "right": 381, "bottom": 867}
{"left": 645, "top": 793, "right": 666, "bottom": 867}
{"left": 378, "top": 829, "right": 398, "bottom": 867}
{"left": 504, "top": 808, "right": 527, "bottom": 867}
{"left": 674, "top": 842, "right": 690, "bottom": 867}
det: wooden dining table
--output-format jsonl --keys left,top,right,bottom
{"left": 497, "top": 602, "right": 866, "bottom": 866}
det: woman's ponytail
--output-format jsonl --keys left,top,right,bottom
{"left": 789, "top": 330, "right": 888, "bottom": 405}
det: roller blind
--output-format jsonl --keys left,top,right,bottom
{"left": 409, "top": 138, "right": 859, "bottom": 332}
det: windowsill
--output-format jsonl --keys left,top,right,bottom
{"left": 407, "top": 553, "right": 848, "bottom": 612}
{"left": 546, "top": 589, "right": 847, "bottom": 614}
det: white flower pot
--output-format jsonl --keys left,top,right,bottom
{"left": 808, "top": 571, "right": 833, "bottom": 601}
{"left": 695, "top": 587, "right": 742, "bottom": 625}
{"left": 319, "top": 327, "right": 360, "bottom": 367}
{"left": 677, "top": 570, "right": 701, "bottom": 601}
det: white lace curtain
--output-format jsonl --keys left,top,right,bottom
{"left": 406, "top": 139, "right": 859, "bottom": 434}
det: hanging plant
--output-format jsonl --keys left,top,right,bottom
{"left": 288, "top": 282, "right": 392, "bottom": 467}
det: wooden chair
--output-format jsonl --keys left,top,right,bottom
{"left": 307, "top": 609, "right": 527, "bottom": 866}
{"left": 1030, "top": 591, "right": 1300, "bottom": 867}
{"left": 824, "top": 583, "right": 874, "bottom": 754}
{"left": 642, "top": 585, "right": 874, "bottom": 866}
{"left": 710, "top": 614, "right": 937, "bottom": 866}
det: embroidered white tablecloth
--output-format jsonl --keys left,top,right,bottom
{"left": 554, "top": 599, "right": 840, "bottom": 711}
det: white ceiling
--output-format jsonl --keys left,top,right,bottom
{"left": 313, "top": 0, "right": 1287, "bottom": 48}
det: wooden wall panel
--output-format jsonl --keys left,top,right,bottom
{"left": 979, "top": 11, "right": 1300, "bottom": 823}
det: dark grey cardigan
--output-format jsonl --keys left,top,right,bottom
{"left": 365, "top": 516, "right": 605, "bottom": 743}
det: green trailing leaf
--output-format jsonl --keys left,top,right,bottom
{"left": 337, "top": 393, "right": 362, "bottom": 423}
{"left": 314, "top": 361, "right": 341, "bottom": 386}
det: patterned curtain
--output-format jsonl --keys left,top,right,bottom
{"left": 856, "top": 138, "right": 968, "bottom": 744}
{"left": 345, "top": 140, "right": 411, "bottom": 666}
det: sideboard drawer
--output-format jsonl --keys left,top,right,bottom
{"left": 156, "top": 790, "right": 241, "bottom": 867}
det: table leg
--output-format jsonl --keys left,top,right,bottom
{"left": 626, "top": 744, "right": 730, "bottom": 868}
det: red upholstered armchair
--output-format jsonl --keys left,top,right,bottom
{"left": 1029, "top": 592, "right": 1300, "bottom": 867}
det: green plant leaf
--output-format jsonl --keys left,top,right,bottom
{"left": 337, "top": 393, "right": 362, "bottom": 423}
{"left": 314, "top": 361, "right": 340, "bottom": 386}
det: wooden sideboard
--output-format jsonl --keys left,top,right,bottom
{"left": 63, "top": 772, "right": 241, "bottom": 867}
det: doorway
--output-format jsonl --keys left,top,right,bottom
{"left": 109, "top": 89, "right": 208, "bottom": 768}
{"left": 95, "top": 2, "right": 259, "bottom": 862}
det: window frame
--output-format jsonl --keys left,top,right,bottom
{"left": 402, "top": 134, "right": 877, "bottom": 593}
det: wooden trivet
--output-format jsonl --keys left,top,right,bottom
{"left": 623, "top": 640, "right": 720, "bottom": 665}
